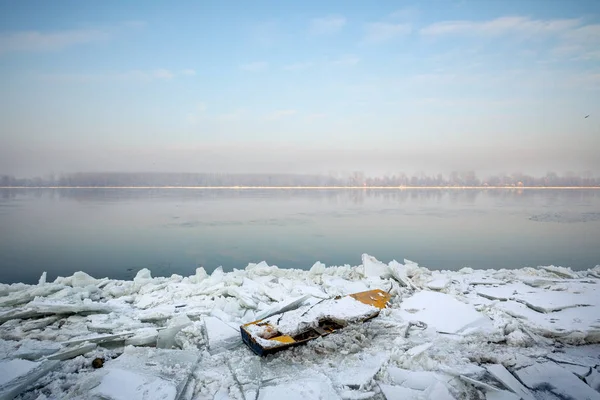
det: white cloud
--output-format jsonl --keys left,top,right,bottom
{"left": 265, "top": 109, "right": 297, "bottom": 120}
{"left": 0, "top": 22, "right": 145, "bottom": 55}
{"left": 362, "top": 22, "right": 411, "bottom": 43}
{"left": 309, "top": 16, "right": 346, "bottom": 35}
{"left": 305, "top": 113, "right": 326, "bottom": 122}
{"left": 240, "top": 61, "right": 268, "bottom": 71}
{"left": 329, "top": 55, "right": 360, "bottom": 66}
{"left": 181, "top": 69, "right": 196, "bottom": 76}
{"left": 38, "top": 68, "right": 184, "bottom": 83}
{"left": 390, "top": 7, "right": 419, "bottom": 21}
{"left": 0, "top": 29, "right": 110, "bottom": 55}
{"left": 116, "top": 69, "right": 174, "bottom": 81}
{"left": 283, "top": 62, "right": 314, "bottom": 71}
{"left": 420, "top": 16, "right": 581, "bottom": 37}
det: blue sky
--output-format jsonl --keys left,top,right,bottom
{"left": 1, "top": 0, "right": 599, "bottom": 177}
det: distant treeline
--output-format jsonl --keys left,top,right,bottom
{"left": 1, "top": 171, "right": 599, "bottom": 187}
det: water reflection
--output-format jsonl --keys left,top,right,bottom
{"left": 1, "top": 188, "right": 599, "bottom": 284}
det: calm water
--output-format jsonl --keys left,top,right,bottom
{"left": 1, "top": 188, "right": 599, "bottom": 284}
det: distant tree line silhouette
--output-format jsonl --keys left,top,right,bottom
{"left": 1, "top": 171, "right": 599, "bottom": 187}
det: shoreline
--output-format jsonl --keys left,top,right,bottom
{"left": 1, "top": 255, "right": 599, "bottom": 398}
{"left": 1, "top": 185, "right": 600, "bottom": 190}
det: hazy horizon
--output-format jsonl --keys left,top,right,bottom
{"left": 1, "top": 1, "right": 599, "bottom": 177}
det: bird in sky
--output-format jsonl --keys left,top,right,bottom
{"left": 584, "top": 115, "right": 590, "bottom": 118}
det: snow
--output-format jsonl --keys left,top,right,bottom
{"left": 1, "top": 254, "right": 600, "bottom": 399}
{"left": 398, "top": 291, "right": 492, "bottom": 334}
{"left": 257, "top": 296, "right": 380, "bottom": 338}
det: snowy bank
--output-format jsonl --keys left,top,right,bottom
{"left": 1, "top": 254, "right": 600, "bottom": 399}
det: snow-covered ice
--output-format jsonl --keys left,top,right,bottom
{"left": 0, "top": 253, "right": 599, "bottom": 399}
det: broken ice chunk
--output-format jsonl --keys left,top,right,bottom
{"left": 258, "top": 375, "right": 341, "bottom": 400}
{"left": 0, "top": 360, "right": 59, "bottom": 400}
{"left": 485, "top": 364, "right": 535, "bottom": 400}
{"left": 399, "top": 291, "right": 491, "bottom": 334}
{"left": 90, "top": 368, "right": 177, "bottom": 400}
{"left": 387, "top": 367, "right": 441, "bottom": 390}
{"left": 78, "top": 346, "right": 199, "bottom": 400}
{"left": 204, "top": 316, "right": 240, "bottom": 353}
{"left": 13, "top": 340, "right": 62, "bottom": 361}
{"left": 330, "top": 353, "right": 387, "bottom": 388}
{"left": 378, "top": 384, "right": 422, "bottom": 400}
{"left": 515, "top": 362, "right": 600, "bottom": 400}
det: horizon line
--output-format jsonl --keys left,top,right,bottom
{"left": 2, "top": 186, "right": 600, "bottom": 190}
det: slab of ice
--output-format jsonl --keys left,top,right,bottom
{"left": 387, "top": 367, "right": 441, "bottom": 390}
{"left": 423, "top": 381, "right": 455, "bottom": 399}
{"left": 546, "top": 351, "right": 600, "bottom": 368}
{"left": 515, "top": 362, "right": 600, "bottom": 400}
{"left": 362, "top": 254, "right": 391, "bottom": 279}
{"left": 91, "top": 368, "right": 177, "bottom": 400}
{"left": 258, "top": 375, "right": 341, "bottom": 400}
{"left": 71, "top": 271, "right": 99, "bottom": 287}
{"left": 125, "top": 328, "right": 159, "bottom": 347}
{"left": 467, "top": 277, "right": 506, "bottom": 286}
{"left": 406, "top": 343, "right": 433, "bottom": 358}
{"left": 62, "top": 332, "right": 134, "bottom": 346}
{"left": 331, "top": 353, "right": 387, "bottom": 388}
{"left": 20, "top": 316, "right": 59, "bottom": 332}
{"left": 388, "top": 260, "right": 418, "bottom": 289}
{"left": 0, "top": 284, "right": 64, "bottom": 307}
{"left": 476, "top": 283, "right": 532, "bottom": 301}
{"left": 514, "top": 291, "right": 594, "bottom": 313}
{"left": 585, "top": 368, "right": 600, "bottom": 391}
{"left": 0, "top": 360, "right": 59, "bottom": 400}
{"left": 254, "top": 295, "right": 311, "bottom": 320}
{"left": 83, "top": 346, "right": 199, "bottom": 400}
{"left": 29, "top": 299, "right": 114, "bottom": 315}
{"left": 0, "top": 359, "right": 39, "bottom": 386}
{"left": 13, "top": 340, "right": 62, "bottom": 361}
{"left": 46, "top": 343, "right": 97, "bottom": 361}
{"left": 495, "top": 300, "right": 600, "bottom": 341}
{"left": 204, "top": 316, "right": 240, "bottom": 352}
{"left": 157, "top": 315, "right": 192, "bottom": 349}
{"left": 459, "top": 375, "right": 502, "bottom": 392}
{"left": 542, "top": 266, "right": 579, "bottom": 279}
{"left": 378, "top": 384, "right": 422, "bottom": 400}
{"left": 559, "top": 363, "right": 591, "bottom": 378}
{"left": 485, "top": 364, "right": 535, "bottom": 400}
{"left": 486, "top": 390, "right": 521, "bottom": 400}
{"left": 399, "top": 291, "right": 491, "bottom": 334}
{"left": 426, "top": 279, "right": 450, "bottom": 291}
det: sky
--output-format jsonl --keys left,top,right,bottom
{"left": 0, "top": 0, "right": 599, "bottom": 178}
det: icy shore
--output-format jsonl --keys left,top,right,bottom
{"left": 1, "top": 254, "right": 600, "bottom": 399}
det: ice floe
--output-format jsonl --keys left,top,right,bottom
{"left": 0, "top": 254, "right": 599, "bottom": 399}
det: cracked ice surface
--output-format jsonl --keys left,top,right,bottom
{"left": 0, "top": 254, "right": 599, "bottom": 399}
